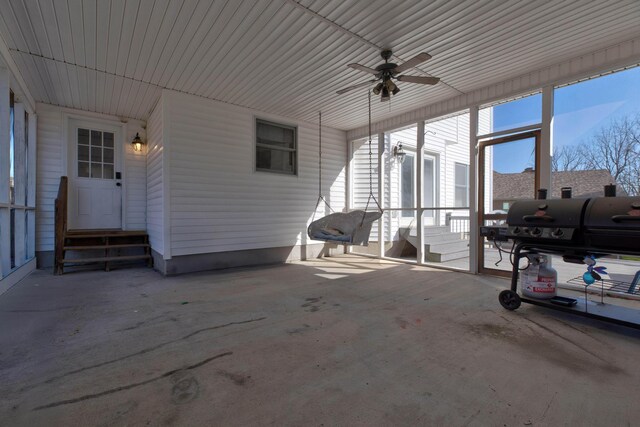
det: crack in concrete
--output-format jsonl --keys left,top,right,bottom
{"left": 114, "top": 314, "right": 171, "bottom": 332}
{"left": 33, "top": 351, "right": 233, "bottom": 410}
{"left": 523, "top": 315, "right": 610, "bottom": 364}
{"left": 21, "top": 317, "right": 266, "bottom": 392}
{"left": 1, "top": 306, "right": 76, "bottom": 313}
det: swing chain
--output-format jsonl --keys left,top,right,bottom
{"left": 368, "top": 90, "right": 373, "bottom": 198}
{"left": 361, "top": 90, "right": 382, "bottom": 226}
{"left": 312, "top": 111, "right": 333, "bottom": 221}
{"left": 318, "top": 111, "right": 322, "bottom": 197}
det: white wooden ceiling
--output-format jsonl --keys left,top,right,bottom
{"left": 1, "top": 0, "right": 639, "bottom": 130}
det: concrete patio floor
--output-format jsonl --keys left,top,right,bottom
{"left": 1, "top": 255, "right": 640, "bottom": 426}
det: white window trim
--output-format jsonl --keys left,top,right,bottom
{"left": 454, "top": 162, "right": 470, "bottom": 208}
{"left": 254, "top": 117, "right": 298, "bottom": 176}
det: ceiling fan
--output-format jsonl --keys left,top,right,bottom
{"left": 336, "top": 49, "right": 440, "bottom": 101}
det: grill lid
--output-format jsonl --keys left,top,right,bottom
{"left": 506, "top": 198, "right": 590, "bottom": 242}
{"left": 506, "top": 199, "right": 589, "bottom": 228}
{"left": 584, "top": 196, "right": 640, "bottom": 230}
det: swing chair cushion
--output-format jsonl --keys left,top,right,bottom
{"left": 308, "top": 210, "right": 383, "bottom": 245}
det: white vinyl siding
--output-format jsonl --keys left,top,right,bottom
{"left": 162, "top": 90, "right": 346, "bottom": 257}
{"left": 35, "top": 106, "right": 64, "bottom": 252}
{"left": 35, "top": 103, "right": 146, "bottom": 252}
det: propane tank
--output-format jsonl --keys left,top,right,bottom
{"left": 520, "top": 254, "right": 557, "bottom": 299}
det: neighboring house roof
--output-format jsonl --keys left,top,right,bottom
{"left": 493, "top": 169, "right": 626, "bottom": 200}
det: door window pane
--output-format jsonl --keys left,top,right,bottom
{"left": 78, "top": 145, "right": 89, "bottom": 161}
{"left": 103, "top": 132, "right": 114, "bottom": 148}
{"left": 78, "top": 161, "right": 90, "bottom": 177}
{"left": 103, "top": 164, "right": 114, "bottom": 179}
{"left": 78, "top": 128, "right": 89, "bottom": 144}
{"left": 78, "top": 128, "right": 116, "bottom": 180}
{"left": 103, "top": 148, "right": 114, "bottom": 163}
{"left": 91, "top": 130, "right": 102, "bottom": 146}
{"left": 91, "top": 146, "right": 102, "bottom": 162}
{"left": 91, "top": 163, "right": 103, "bottom": 179}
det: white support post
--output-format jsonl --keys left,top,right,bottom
{"left": 0, "top": 66, "right": 10, "bottom": 277}
{"left": 416, "top": 121, "right": 425, "bottom": 264}
{"left": 27, "top": 113, "right": 36, "bottom": 259}
{"left": 13, "top": 103, "right": 26, "bottom": 265}
{"left": 540, "top": 85, "right": 554, "bottom": 192}
{"left": 345, "top": 136, "right": 352, "bottom": 255}
{"left": 14, "top": 103, "right": 25, "bottom": 206}
{"left": 27, "top": 113, "right": 36, "bottom": 207}
{"left": 378, "top": 131, "right": 385, "bottom": 259}
{"left": 469, "top": 106, "right": 479, "bottom": 274}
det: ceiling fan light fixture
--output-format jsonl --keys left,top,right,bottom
{"left": 373, "top": 82, "right": 383, "bottom": 95}
{"left": 392, "top": 86, "right": 400, "bottom": 96}
{"left": 381, "top": 86, "right": 390, "bottom": 101}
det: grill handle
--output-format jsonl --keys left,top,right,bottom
{"left": 522, "top": 214, "right": 554, "bottom": 222}
{"left": 611, "top": 215, "right": 640, "bottom": 222}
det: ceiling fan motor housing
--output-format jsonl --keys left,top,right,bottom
{"left": 380, "top": 49, "right": 393, "bottom": 61}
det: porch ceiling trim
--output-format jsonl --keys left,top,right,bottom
{"left": 346, "top": 36, "right": 640, "bottom": 140}
{"left": 0, "top": 32, "right": 34, "bottom": 112}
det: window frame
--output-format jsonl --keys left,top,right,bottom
{"left": 454, "top": 162, "right": 469, "bottom": 208}
{"left": 254, "top": 118, "right": 298, "bottom": 176}
{"left": 400, "top": 151, "right": 415, "bottom": 217}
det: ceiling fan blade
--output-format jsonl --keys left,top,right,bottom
{"left": 336, "top": 79, "right": 378, "bottom": 95}
{"left": 348, "top": 63, "right": 379, "bottom": 75}
{"left": 396, "top": 75, "right": 440, "bottom": 85}
{"left": 392, "top": 52, "right": 432, "bottom": 74}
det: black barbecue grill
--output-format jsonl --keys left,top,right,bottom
{"left": 504, "top": 196, "right": 640, "bottom": 252}
{"left": 506, "top": 198, "right": 589, "bottom": 245}
{"left": 482, "top": 192, "right": 640, "bottom": 329}
{"left": 583, "top": 196, "right": 640, "bottom": 252}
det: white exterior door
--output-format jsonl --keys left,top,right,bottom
{"left": 68, "top": 119, "right": 122, "bottom": 230}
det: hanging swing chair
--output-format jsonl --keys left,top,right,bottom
{"left": 307, "top": 92, "right": 383, "bottom": 245}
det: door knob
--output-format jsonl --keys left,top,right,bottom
{"left": 116, "top": 182, "right": 122, "bottom": 187}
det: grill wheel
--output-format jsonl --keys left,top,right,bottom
{"left": 499, "top": 290, "right": 522, "bottom": 310}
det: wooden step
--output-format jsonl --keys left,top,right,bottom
{"left": 56, "top": 229, "right": 152, "bottom": 274}
{"left": 65, "top": 230, "right": 148, "bottom": 239}
{"left": 61, "top": 254, "right": 151, "bottom": 264}
{"left": 64, "top": 243, "right": 150, "bottom": 250}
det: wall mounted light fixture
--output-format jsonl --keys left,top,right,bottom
{"left": 393, "top": 142, "right": 406, "bottom": 163}
{"left": 131, "top": 133, "right": 145, "bottom": 152}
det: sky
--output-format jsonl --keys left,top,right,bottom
{"left": 491, "top": 66, "right": 640, "bottom": 173}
